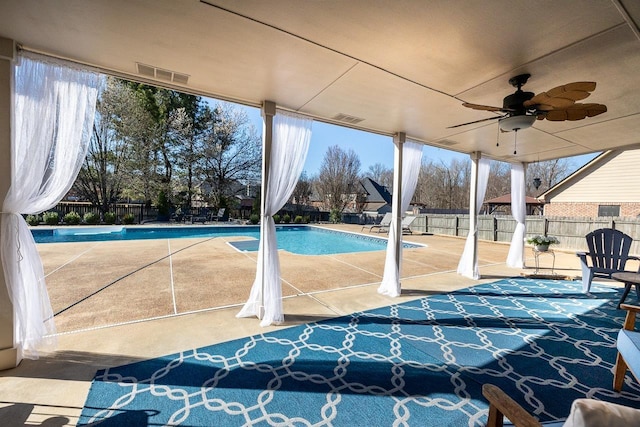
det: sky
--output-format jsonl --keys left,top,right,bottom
{"left": 235, "top": 102, "right": 598, "bottom": 178}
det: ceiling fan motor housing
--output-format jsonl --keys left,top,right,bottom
{"left": 503, "top": 90, "right": 535, "bottom": 113}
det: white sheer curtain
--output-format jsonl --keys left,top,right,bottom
{"left": 237, "top": 110, "right": 312, "bottom": 326}
{"left": 457, "top": 156, "right": 491, "bottom": 279}
{"left": 378, "top": 140, "right": 423, "bottom": 297}
{"left": 507, "top": 163, "right": 526, "bottom": 268}
{"left": 1, "top": 54, "right": 99, "bottom": 359}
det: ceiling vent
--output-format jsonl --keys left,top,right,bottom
{"left": 435, "top": 140, "right": 458, "bottom": 147}
{"left": 333, "top": 113, "right": 365, "bottom": 125}
{"left": 136, "top": 62, "right": 190, "bottom": 85}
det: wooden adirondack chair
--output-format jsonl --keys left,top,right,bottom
{"left": 577, "top": 228, "right": 640, "bottom": 293}
{"left": 483, "top": 383, "right": 640, "bottom": 427}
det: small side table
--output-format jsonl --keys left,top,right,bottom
{"left": 532, "top": 247, "right": 555, "bottom": 275}
{"left": 611, "top": 272, "right": 640, "bottom": 309}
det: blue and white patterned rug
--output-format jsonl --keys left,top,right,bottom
{"left": 78, "top": 278, "right": 640, "bottom": 426}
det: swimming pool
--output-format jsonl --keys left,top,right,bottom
{"left": 31, "top": 225, "right": 422, "bottom": 255}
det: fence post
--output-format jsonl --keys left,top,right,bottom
{"left": 544, "top": 217, "right": 549, "bottom": 236}
{"left": 455, "top": 216, "right": 460, "bottom": 237}
{"left": 493, "top": 217, "right": 498, "bottom": 241}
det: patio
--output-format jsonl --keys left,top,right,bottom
{"left": 0, "top": 226, "right": 595, "bottom": 425}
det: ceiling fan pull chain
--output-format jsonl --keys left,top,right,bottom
{"left": 513, "top": 129, "right": 518, "bottom": 155}
{"left": 496, "top": 125, "right": 500, "bottom": 147}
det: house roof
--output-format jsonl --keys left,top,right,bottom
{"left": 485, "top": 194, "right": 544, "bottom": 205}
{"left": 360, "top": 177, "right": 392, "bottom": 204}
{"left": 362, "top": 202, "right": 389, "bottom": 213}
{"left": 2, "top": 1, "right": 640, "bottom": 163}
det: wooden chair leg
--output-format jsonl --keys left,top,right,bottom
{"left": 486, "top": 404, "right": 504, "bottom": 427}
{"left": 618, "top": 284, "right": 633, "bottom": 309}
{"left": 614, "top": 352, "right": 628, "bottom": 391}
{"left": 482, "top": 384, "right": 542, "bottom": 427}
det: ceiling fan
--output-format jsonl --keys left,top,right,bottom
{"left": 448, "top": 73, "right": 607, "bottom": 132}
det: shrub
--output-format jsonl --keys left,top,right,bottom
{"left": 156, "top": 190, "right": 170, "bottom": 220}
{"left": 273, "top": 214, "right": 281, "bottom": 224}
{"left": 282, "top": 214, "right": 291, "bottom": 224}
{"left": 26, "top": 214, "right": 40, "bottom": 226}
{"left": 526, "top": 235, "right": 560, "bottom": 246}
{"left": 122, "top": 213, "right": 136, "bottom": 225}
{"left": 63, "top": 211, "right": 81, "bottom": 225}
{"left": 104, "top": 212, "right": 116, "bottom": 225}
{"left": 83, "top": 212, "right": 100, "bottom": 225}
{"left": 250, "top": 214, "right": 260, "bottom": 224}
{"left": 294, "top": 215, "right": 304, "bottom": 224}
{"left": 304, "top": 215, "right": 310, "bottom": 224}
{"left": 43, "top": 211, "right": 59, "bottom": 226}
{"left": 329, "top": 209, "right": 341, "bottom": 224}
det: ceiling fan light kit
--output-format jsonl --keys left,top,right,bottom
{"left": 498, "top": 114, "right": 537, "bottom": 132}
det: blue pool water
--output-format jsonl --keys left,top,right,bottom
{"left": 31, "top": 225, "right": 421, "bottom": 255}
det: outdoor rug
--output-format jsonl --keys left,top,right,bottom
{"left": 78, "top": 278, "right": 640, "bottom": 426}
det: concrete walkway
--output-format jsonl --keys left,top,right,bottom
{"left": 0, "top": 225, "right": 597, "bottom": 425}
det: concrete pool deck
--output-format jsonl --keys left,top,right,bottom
{"left": 0, "top": 224, "right": 604, "bottom": 425}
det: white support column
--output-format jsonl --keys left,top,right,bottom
{"left": 0, "top": 37, "right": 17, "bottom": 369}
{"left": 391, "top": 133, "right": 405, "bottom": 273}
{"left": 258, "top": 100, "right": 276, "bottom": 320}
{"left": 522, "top": 162, "right": 528, "bottom": 268}
{"left": 468, "top": 151, "right": 480, "bottom": 276}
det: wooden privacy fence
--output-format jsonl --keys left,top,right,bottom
{"left": 45, "top": 204, "right": 640, "bottom": 255}
{"left": 52, "top": 202, "right": 148, "bottom": 223}
{"left": 410, "top": 214, "right": 640, "bottom": 254}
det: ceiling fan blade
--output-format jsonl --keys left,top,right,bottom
{"left": 447, "top": 115, "right": 503, "bottom": 129}
{"left": 547, "top": 81, "right": 596, "bottom": 96}
{"left": 524, "top": 82, "right": 597, "bottom": 109}
{"left": 462, "top": 102, "right": 509, "bottom": 112}
{"left": 542, "top": 103, "right": 607, "bottom": 121}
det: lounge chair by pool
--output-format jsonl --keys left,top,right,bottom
{"left": 362, "top": 213, "right": 392, "bottom": 233}
{"left": 402, "top": 216, "right": 416, "bottom": 234}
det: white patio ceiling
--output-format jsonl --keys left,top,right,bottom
{"left": 2, "top": 0, "right": 640, "bottom": 163}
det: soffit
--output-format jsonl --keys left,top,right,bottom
{"left": 1, "top": 0, "right": 639, "bottom": 164}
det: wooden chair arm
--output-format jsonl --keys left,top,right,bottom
{"left": 620, "top": 304, "right": 640, "bottom": 331}
{"left": 576, "top": 252, "right": 591, "bottom": 266}
{"left": 482, "top": 384, "right": 543, "bottom": 427}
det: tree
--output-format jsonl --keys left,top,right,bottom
{"left": 196, "top": 103, "right": 262, "bottom": 209}
{"left": 526, "top": 159, "right": 573, "bottom": 195}
{"left": 316, "top": 145, "right": 362, "bottom": 213}
{"left": 74, "top": 78, "right": 153, "bottom": 214}
{"left": 365, "top": 163, "right": 393, "bottom": 189}
{"left": 485, "top": 161, "right": 510, "bottom": 201}
{"left": 290, "top": 171, "right": 313, "bottom": 211}
{"left": 117, "top": 82, "right": 204, "bottom": 211}
{"left": 414, "top": 158, "right": 470, "bottom": 210}
{"left": 73, "top": 77, "right": 264, "bottom": 220}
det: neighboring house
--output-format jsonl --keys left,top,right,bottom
{"left": 308, "top": 190, "right": 325, "bottom": 210}
{"left": 359, "top": 177, "right": 392, "bottom": 215}
{"left": 483, "top": 194, "right": 545, "bottom": 215}
{"left": 309, "top": 178, "right": 391, "bottom": 214}
{"left": 234, "top": 194, "right": 254, "bottom": 219}
{"left": 539, "top": 148, "right": 640, "bottom": 217}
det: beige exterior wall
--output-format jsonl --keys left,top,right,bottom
{"left": 550, "top": 150, "right": 640, "bottom": 203}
